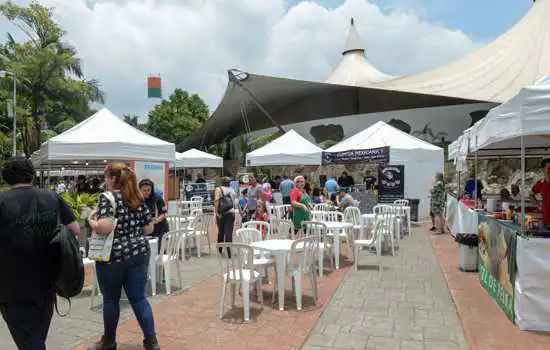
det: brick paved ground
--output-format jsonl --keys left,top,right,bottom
{"left": 302, "top": 226, "right": 470, "bottom": 350}
{"left": 430, "top": 233, "right": 550, "bottom": 350}
{"left": 0, "top": 250, "right": 220, "bottom": 350}
{"left": 74, "top": 260, "right": 349, "bottom": 349}
{"left": 0, "top": 225, "right": 221, "bottom": 350}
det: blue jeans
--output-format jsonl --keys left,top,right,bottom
{"left": 96, "top": 254, "right": 155, "bottom": 339}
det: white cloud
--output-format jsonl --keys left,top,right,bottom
{"left": 4, "top": 0, "right": 479, "bottom": 119}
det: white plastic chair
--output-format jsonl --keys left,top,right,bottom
{"left": 354, "top": 213, "right": 384, "bottom": 271}
{"left": 344, "top": 206, "right": 362, "bottom": 239}
{"left": 156, "top": 231, "right": 184, "bottom": 294}
{"left": 372, "top": 208, "right": 396, "bottom": 256}
{"left": 217, "top": 243, "right": 263, "bottom": 322}
{"left": 166, "top": 215, "right": 187, "bottom": 231}
{"left": 242, "top": 220, "right": 271, "bottom": 240}
{"left": 393, "top": 199, "right": 412, "bottom": 236}
{"left": 235, "top": 228, "right": 274, "bottom": 282}
{"left": 273, "top": 205, "right": 291, "bottom": 220}
{"left": 270, "top": 218, "right": 293, "bottom": 239}
{"left": 185, "top": 212, "right": 213, "bottom": 257}
{"left": 272, "top": 236, "right": 320, "bottom": 310}
{"left": 302, "top": 221, "right": 334, "bottom": 275}
{"left": 191, "top": 196, "right": 203, "bottom": 204}
{"left": 320, "top": 211, "right": 353, "bottom": 257}
{"left": 313, "top": 203, "right": 335, "bottom": 212}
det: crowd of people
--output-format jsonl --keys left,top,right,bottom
{"left": 210, "top": 171, "right": 364, "bottom": 259}
{"left": 0, "top": 163, "right": 378, "bottom": 350}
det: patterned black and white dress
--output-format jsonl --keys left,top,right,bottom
{"left": 97, "top": 191, "right": 153, "bottom": 263}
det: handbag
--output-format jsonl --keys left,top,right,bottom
{"left": 88, "top": 191, "right": 118, "bottom": 262}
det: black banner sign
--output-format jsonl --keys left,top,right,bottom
{"left": 322, "top": 146, "right": 389, "bottom": 165}
{"left": 184, "top": 182, "right": 212, "bottom": 204}
{"left": 378, "top": 165, "right": 405, "bottom": 203}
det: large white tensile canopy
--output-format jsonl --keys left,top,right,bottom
{"left": 325, "top": 18, "right": 394, "bottom": 86}
{"left": 33, "top": 108, "right": 175, "bottom": 166}
{"left": 246, "top": 129, "right": 322, "bottom": 166}
{"left": 327, "top": 121, "right": 444, "bottom": 219}
{"left": 470, "top": 76, "right": 550, "bottom": 155}
{"left": 174, "top": 148, "right": 223, "bottom": 168}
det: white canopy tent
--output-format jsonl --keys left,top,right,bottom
{"left": 471, "top": 76, "right": 550, "bottom": 155}
{"left": 326, "top": 121, "right": 444, "bottom": 219}
{"left": 246, "top": 129, "right": 322, "bottom": 166}
{"left": 33, "top": 108, "right": 175, "bottom": 167}
{"left": 174, "top": 148, "right": 223, "bottom": 168}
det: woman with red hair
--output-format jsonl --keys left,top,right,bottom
{"left": 88, "top": 163, "right": 160, "bottom": 350}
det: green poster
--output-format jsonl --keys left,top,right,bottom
{"left": 478, "top": 214, "right": 517, "bottom": 322}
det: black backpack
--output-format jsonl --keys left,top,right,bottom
{"left": 50, "top": 210, "right": 85, "bottom": 316}
{"left": 218, "top": 187, "right": 234, "bottom": 215}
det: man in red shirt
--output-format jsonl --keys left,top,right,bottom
{"left": 530, "top": 158, "right": 550, "bottom": 228}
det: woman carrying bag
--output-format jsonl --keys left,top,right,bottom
{"left": 87, "top": 163, "right": 160, "bottom": 350}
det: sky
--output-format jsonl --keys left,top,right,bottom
{"left": 0, "top": 0, "right": 534, "bottom": 121}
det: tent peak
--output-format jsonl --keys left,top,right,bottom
{"left": 343, "top": 17, "right": 365, "bottom": 55}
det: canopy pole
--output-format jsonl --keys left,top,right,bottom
{"left": 227, "top": 69, "right": 285, "bottom": 135}
{"left": 474, "top": 136, "right": 478, "bottom": 202}
{"left": 520, "top": 106, "right": 526, "bottom": 233}
{"left": 47, "top": 162, "right": 51, "bottom": 190}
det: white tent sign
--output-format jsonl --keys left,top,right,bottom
{"left": 132, "top": 161, "right": 168, "bottom": 202}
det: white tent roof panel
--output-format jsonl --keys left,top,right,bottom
{"left": 174, "top": 148, "right": 223, "bottom": 168}
{"left": 35, "top": 108, "right": 175, "bottom": 164}
{"left": 246, "top": 129, "right": 322, "bottom": 166}
{"left": 372, "top": 1, "right": 550, "bottom": 103}
{"left": 471, "top": 76, "right": 550, "bottom": 154}
{"left": 326, "top": 121, "right": 442, "bottom": 153}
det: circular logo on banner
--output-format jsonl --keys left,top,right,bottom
{"left": 185, "top": 185, "right": 193, "bottom": 192}
{"left": 381, "top": 166, "right": 401, "bottom": 189}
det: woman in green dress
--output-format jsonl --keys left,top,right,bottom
{"left": 429, "top": 172, "right": 446, "bottom": 234}
{"left": 291, "top": 175, "right": 312, "bottom": 233}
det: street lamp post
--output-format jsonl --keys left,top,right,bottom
{"left": 0, "top": 70, "right": 16, "bottom": 157}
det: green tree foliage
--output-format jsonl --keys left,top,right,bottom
{"left": 0, "top": 1, "right": 104, "bottom": 156}
{"left": 123, "top": 114, "right": 139, "bottom": 127}
{"left": 54, "top": 118, "right": 75, "bottom": 134}
{"left": 147, "top": 88, "right": 209, "bottom": 147}
{"left": 123, "top": 114, "right": 148, "bottom": 132}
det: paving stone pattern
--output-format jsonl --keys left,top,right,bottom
{"left": 0, "top": 249, "right": 220, "bottom": 350}
{"left": 302, "top": 227, "right": 470, "bottom": 350}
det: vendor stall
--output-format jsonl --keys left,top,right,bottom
{"left": 325, "top": 121, "right": 444, "bottom": 220}
{"left": 32, "top": 108, "right": 175, "bottom": 201}
{"left": 451, "top": 76, "right": 550, "bottom": 330}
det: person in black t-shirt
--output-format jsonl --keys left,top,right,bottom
{"left": 139, "top": 179, "right": 168, "bottom": 251}
{"left": 364, "top": 170, "right": 377, "bottom": 191}
{"left": 195, "top": 173, "right": 206, "bottom": 183}
{"left": 76, "top": 174, "right": 91, "bottom": 193}
{"left": 338, "top": 171, "right": 355, "bottom": 189}
{"left": 0, "top": 157, "right": 79, "bottom": 349}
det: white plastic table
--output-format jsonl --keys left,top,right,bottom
{"left": 250, "top": 239, "right": 295, "bottom": 311}
{"left": 322, "top": 221, "right": 353, "bottom": 269}
{"left": 148, "top": 238, "right": 158, "bottom": 296}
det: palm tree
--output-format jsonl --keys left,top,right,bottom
{"left": 0, "top": 2, "right": 105, "bottom": 155}
{"left": 412, "top": 123, "right": 448, "bottom": 145}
